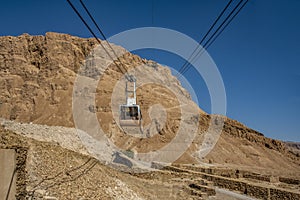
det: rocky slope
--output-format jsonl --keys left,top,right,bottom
{"left": 285, "top": 141, "right": 300, "bottom": 158}
{"left": 0, "top": 32, "right": 299, "bottom": 183}
{"left": 1, "top": 121, "right": 300, "bottom": 200}
{"left": 0, "top": 126, "right": 186, "bottom": 199}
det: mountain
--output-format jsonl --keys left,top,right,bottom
{"left": 0, "top": 33, "right": 299, "bottom": 199}
{"left": 285, "top": 141, "right": 300, "bottom": 157}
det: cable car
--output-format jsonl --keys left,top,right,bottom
{"left": 119, "top": 105, "right": 141, "bottom": 126}
{"left": 119, "top": 75, "right": 142, "bottom": 130}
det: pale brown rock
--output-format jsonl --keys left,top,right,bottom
{"left": 0, "top": 33, "right": 299, "bottom": 200}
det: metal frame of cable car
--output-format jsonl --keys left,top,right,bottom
{"left": 119, "top": 75, "right": 142, "bottom": 127}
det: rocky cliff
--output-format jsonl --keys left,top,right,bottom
{"left": 0, "top": 32, "right": 299, "bottom": 176}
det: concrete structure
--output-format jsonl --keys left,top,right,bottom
{"left": 0, "top": 149, "right": 16, "bottom": 200}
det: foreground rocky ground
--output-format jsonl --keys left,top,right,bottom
{"left": 0, "top": 119, "right": 299, "bottom": 200}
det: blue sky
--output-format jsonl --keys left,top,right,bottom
{"left": 0, "top": 0, "right": 299, "bottom": 142}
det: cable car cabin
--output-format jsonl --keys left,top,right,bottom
{"left": 119, "top": 105, "right": 141, "bottom": 127}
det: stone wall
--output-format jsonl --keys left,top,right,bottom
{"left": 0, "top": 129, "right": 28, "bottom": 199}
{"left": 278, "top": 177, "right": 300, "bottom": 185}
{"left": 0, "top": 149, "right": 16, "bottom": 200}
{"left": 168, "top": 165, "right": 300, "bottom": 200}
{"left": 270, "top": 188, "right": 300, "bottom": 200}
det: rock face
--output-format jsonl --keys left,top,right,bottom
{"left": 205, "top": 117, "right": 300, "bottom": 177}
{"left": 285, "top": 141, "right": 300, "bottom": 158}
{"left": 0, "top": 32, "right": 299, "bottom": 176}
{"left": 0, "top": 32, "right": 97, "bottom": 126}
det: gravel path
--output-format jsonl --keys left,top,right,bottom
{"left": 1, "top": 118, "right": 89, "bottom": 156}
